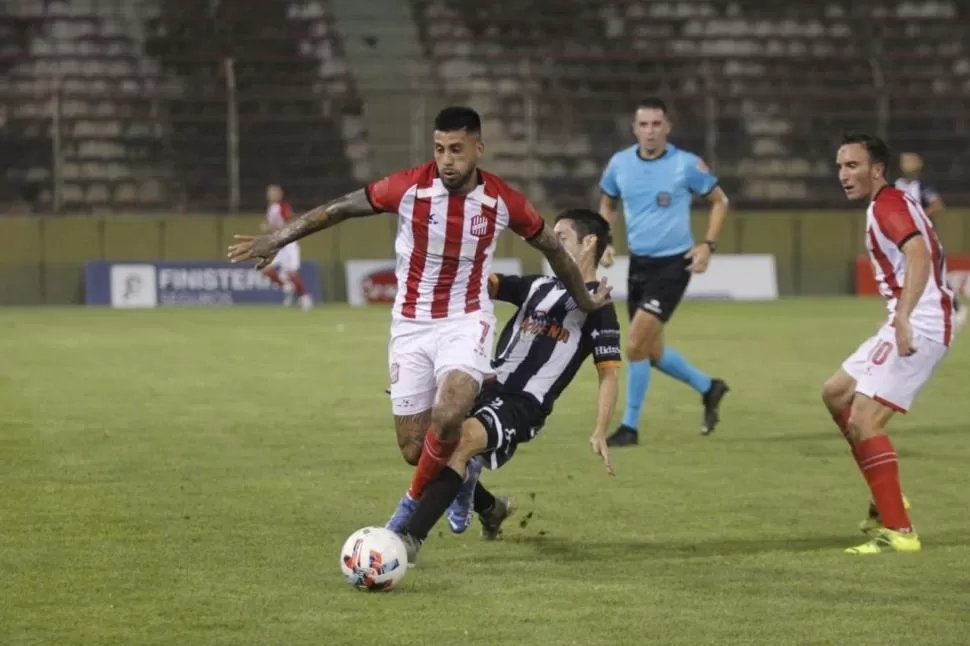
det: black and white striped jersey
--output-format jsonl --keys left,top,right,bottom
{"left": 487, "top": 274, "right": 622, "bottom": 414}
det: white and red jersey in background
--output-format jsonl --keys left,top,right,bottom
{"left": 366, "top": 161, "right": 544, "bottom": 321}
{"left": 266, "top": 200, "right": 293, "bottom": 229}
{"left": 865, "top": 186, "right": 954, "bottom": 345}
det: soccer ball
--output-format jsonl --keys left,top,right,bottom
{"left": 339, "top": 526, "right": 409, "bottom": 592}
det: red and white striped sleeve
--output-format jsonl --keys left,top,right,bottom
{"left": 873, "top": 189, "right": 920, "bottom": 249}
{"left": 366, "top": 162, "right": 434, "bottom": 213}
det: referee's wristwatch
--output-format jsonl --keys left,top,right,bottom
{"left": 704, "top": 239, "right": 718, "bottom": 253}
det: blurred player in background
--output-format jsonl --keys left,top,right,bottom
{"left": 895, "top": 153, "right": 966, "bottom": 329}
{"left": 228, "top": 107, "right": 610, "bottom": 534}
{"left": 824, "top": 131, "right": 954, "bottom": 554}
{"left": 396, "top": 209, "right": 621, "bottom": 562}
{"left": 598, "top": 98, "right": 730, "bottom": 447}
{"left": 262, "top": 184, "right": 313, "bottom": 311}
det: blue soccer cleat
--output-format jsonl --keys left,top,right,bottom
{"left": 385, "top": 493, "right": 417, "bottom": 534}
{"left": 446, "top": 458, "right": 483, "bottom": 534}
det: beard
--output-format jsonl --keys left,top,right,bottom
{"left": 440, "top": 168, "right": 474, "bottom": 191}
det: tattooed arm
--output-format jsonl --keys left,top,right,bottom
{"left": 527, "top": 223, "right": 610, "bottom": 313}
{"left": 228, "top": 188, "right": 378, "bottom": 268}
{"left": 269, "top": 188, "right": 377, "bottom": 248}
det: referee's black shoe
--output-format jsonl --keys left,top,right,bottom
{"left": 701, "top": 379, "right": 730, "bottom": 435}
{"left": 606, "top": 424, "right": 639, "bottom": 447}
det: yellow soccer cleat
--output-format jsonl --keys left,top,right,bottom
{"left": 845, "top": 528, "right": 921, "bottom": 554}
{"left": 859, "top": 495, "right": 911, "bottom": 536}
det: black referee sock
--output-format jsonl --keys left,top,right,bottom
{"left": 473, "top": 481, "right": 496, "bottom": 515}
{"left": 404, "top": 467, "right": 463, "bottom": 542}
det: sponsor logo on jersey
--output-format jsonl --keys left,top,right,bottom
{"left": 594, "top": 345, "right": 621, "bottom": 358}
{"left": 520, "top": 311, "right": 571, "bottom": 343}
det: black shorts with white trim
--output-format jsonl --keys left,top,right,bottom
{"left": 471, "top": 384, "right": 547, "bottom": 470}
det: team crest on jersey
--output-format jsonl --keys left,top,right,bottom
{"left": 656, "top": 192, "right": 671, "bottom": 207}
{"left": 470, "top": 214, "right": 489, "bottom": 237}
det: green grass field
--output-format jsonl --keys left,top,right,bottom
{"left": 2, "top": 300, "right": 969, "bottom": 645}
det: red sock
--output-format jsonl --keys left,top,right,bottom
{"left": 854, "top": 435, "right": 911, "bottom": 532}
{"left": 287, "top": 272, "right": 307, "bottom": 297}
{"left": 263, "top": 268, "right": 285, "bottom": 287}
{"left": 407, "top": 429, "right": 459, "bottom": 501}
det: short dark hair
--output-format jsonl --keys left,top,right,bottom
{"left": 434, "top": 106, "right": 481, "bottom": 134}
{"left": 841, "top": 130, "right": 891, "bottom": 170}
{"left": 555, "top": 208, "right": 612, "bottom": 264}
{"left": 636, "top": 97, "right": 668, "bottom": 114}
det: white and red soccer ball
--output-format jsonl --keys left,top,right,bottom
{"left": 339, "top": 526, "right": 409, "bottom": 592}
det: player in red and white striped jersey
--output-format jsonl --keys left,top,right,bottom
{"left": 823, "top": 131, "right": 954, "bottom": 555}
{"left": 262, "top": 185, "right": 312, "bottom": 311}
{"left": 228, "top": 107, "right": 611, "bottom": 518}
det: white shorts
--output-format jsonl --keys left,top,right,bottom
{"left": 270, "top": 242, "right": 301, "bottom": 273}
{"left": 842, "top": 323, "right": 948, "bottom": 413}
{"left": 388, "top": 311, "right": 496, "bottom": 416}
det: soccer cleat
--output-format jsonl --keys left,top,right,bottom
{"left": 385, "top": 493, "right": 417, "bottom": 535}
{"left": 859, "top": 495, "right": 912, "bottom": 535}
{"left": 397, "top": 532, "right": 423, "bottom": 568}
{"left": 701, "top": 378, "right": 730, "bottom": 435}
{"left": 605, "top": 425, "right": 639, "bottom": 447}
{"left": 845, "top": 527, "right": 921, "bottom": 554}
{"left": 447, "top": 458, "right": 483, "bottom": 534}
{"left": 479, "top": 495, "right": 517, "bottom": 540}
{"left": 299, "top": 294, "right": 313, "bottom": 311}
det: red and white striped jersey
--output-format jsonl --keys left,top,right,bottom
{"left": 866, "top": 186, "right": 954, "bottom": 345}
{"left": 266, "top": 201, "right": 293, "bottom": 229}
{"left": 366, "top": 161, "right": 545, "bottom": 321}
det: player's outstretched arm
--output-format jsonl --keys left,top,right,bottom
{"left": 527, "top": 224, "right": 611, "bottom": 313}
{"left": 589, "top": 363, "right": 619, "bottom": 476}
{"left": 228, "top": 189, "right": 377, "bottom": 268}
{"left": 597, "top": 193, "right": 619, "bottom": 268}
{"left": 270, "top": 189, "right": 377, "bottom": 247}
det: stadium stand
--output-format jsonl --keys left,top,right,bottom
{"left": 0, "top": 0, "right": 365, "bottom": 212}
{"left": 0, "top": 1, "right": 967, "bottom": 212}
{"left": 410, "top": 0, "right": 970, "bottom": 210}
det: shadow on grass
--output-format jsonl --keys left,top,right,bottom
{"left": 738, "top": 424, "right": 967, "bottom": 444}
{"left": 499, "top": 532, "right": 970, "bottom": 562}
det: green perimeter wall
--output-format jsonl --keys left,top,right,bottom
{"left": 2, "top": 210, "right": 968, "bottom": 305}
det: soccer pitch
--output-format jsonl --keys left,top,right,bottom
{"left": 2, "top": 300, "right": 969, "bottom": 645}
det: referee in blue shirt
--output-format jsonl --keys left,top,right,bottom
{"left": 598, "top": 98, "right": 731, "bottom": 446}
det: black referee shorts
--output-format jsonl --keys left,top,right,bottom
{"left": 471, "top": 385, "right": 546, "bottom": 471}
{"left": 627, "top": 252, "right": 692, "bottom": 323}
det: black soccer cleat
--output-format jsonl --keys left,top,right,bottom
{"left": 701, "top": 378, "right": 730, "bottom": 435}
{"left": 479, "top": 496, "right": 517, "bottom": 541}
{"left": 605, "top": 425, "right": 639, "bottom": 447}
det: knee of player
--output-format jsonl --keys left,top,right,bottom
{"left": 431, "top": 404, "right": 465, "bottom": 436}
{"left": 625, "top": 339, "right": 649, "bottom": 362}
{"left": 821, "top": 377, "right": 846, "bottom": 408}
{"left": 399, "top": 442, "right": 421, "bottom": 466}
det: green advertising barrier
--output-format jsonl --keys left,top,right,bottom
{"left": 1, "top": 210, "right": 967, "bottom": 305}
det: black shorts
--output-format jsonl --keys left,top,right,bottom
{"left": 471, "top": 385, "right": 546, "bottom": 471}
{"left": 627, "top": 253, "right": 692, "bottom": 322}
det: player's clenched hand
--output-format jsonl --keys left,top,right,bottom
{"left": 589, "top": 433, "right": 614, "bottom": 476}
{"left": 599, "top": 244, "right": 616, "bottom": 269}
{"left": 579, "top": 277, "right": 613, "bottom": 313}
{"left": 227, "top": 234, "right": 280, "bottom": 270}
{"left": 685, "top": 244, "right": 711, "bottom": 273}
{"left": 895, "top": 317, "right": 917, "bottom": 356}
